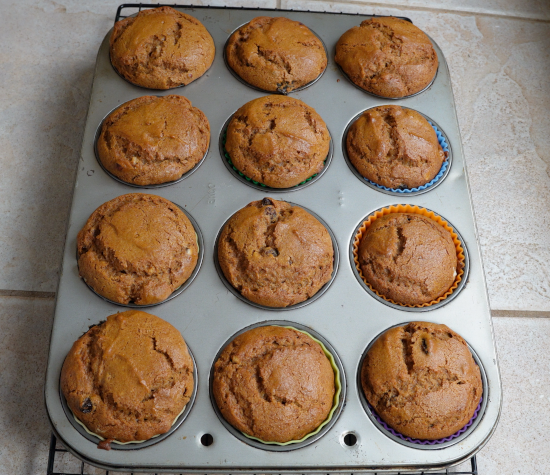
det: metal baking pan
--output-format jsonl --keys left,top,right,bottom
{"left": 44, "top": 4, "right": 502, "bottom": 472}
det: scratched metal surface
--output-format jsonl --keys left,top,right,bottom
{"left": 44, "top": 6, "right": 502, "bottom": 472}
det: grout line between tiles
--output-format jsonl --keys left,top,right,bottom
{"left": 491, "top": 309, "right": 550, "bottom": 318}
{"left": 288, "top": 0, "right": 550, "bottom": 23}
{"left": 0, "top": 289, "right": 56, "bottom": 299}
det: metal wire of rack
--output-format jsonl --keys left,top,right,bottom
{"left": 47, "top": 434, "right": 478, "bottom": 475}
{"left": 113, "top": 3, "right": 404, "bottom": 23}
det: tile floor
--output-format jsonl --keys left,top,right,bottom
{"left": 1, "top": 0, "right": 549, "bottom": 473}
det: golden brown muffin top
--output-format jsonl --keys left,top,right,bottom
{"left": 225, "top": 95, "right": 330, "bottom": 188}
{"left": 226, "top": 16, "right": 327, "bottom": 93}
{"left": 335, "top": 17, "right": 438, "bottom": 98}
{"left": 110, "top": 6, "right": 215, "bottom": 89}
{"left": 77, "top": 194, "right": 198, "bottom": 305}
{"left": 61, "top": 310, "right": 194, "bottom": 444}
{"left": 218, "top": 198, "right": 334, "bottom": 307}
{"left": 97, "top": 95, "right": 210, "bottom": 186}
{"left": 213, "top": 326, "right": 335, "bottom": 443}
{"left": 347, "top": 106, "right": 444, "bottom": 189}
{"left": 358, "top": 213, "right": 457, "bottom": 305}
{"left": 362, "top": 322, "right": 482, "bottom": 440}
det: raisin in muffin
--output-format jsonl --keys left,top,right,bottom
{"left": 97, "top": 95, "right": 210, "bottom": 185}
{"left": 357, "top": 213, "right": 457, "bottom": 305}
{"left": 335, "top": 17, "right": 438, "bottom": 98}
{"left": 110, "top": 6, "right": 215, "bottom": 89}
{"left": 77, "top": 194, "right": 198, "bottom": 305}
{"left": 361, "top": 321, "right": 482, "bottom": 440}
{"left": 61, "top": 310, "right": 194, "bottom": 445}
{"left": 213, "top": 325, "right": 335, "bottom": 443}
{"left": 346, "top": 105, "right": 445, "bottom": 189}
{"left": 217, "top": 198, "right": 334, "bottom": 307}
{"left": 225, "top": 95, "right": 330, "bottom": 188}
{"left": 226, "top": 16, "right": 327, "bottom": 93}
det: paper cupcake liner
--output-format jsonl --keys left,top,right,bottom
{"left": 362, "top": 121, "right": 450, "bottom": 194}
{"left": 241, "top": 326, "right": 342, "bottom": 446}
{"left": 352, "top": 205, "right": 466, "bottom": 308}
{"left": 367, "top": 397, "right": 483, "bottom": 445}
{"left": 221, "top": 129, "right": 329, "bottom": 190}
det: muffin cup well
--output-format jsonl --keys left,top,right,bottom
{"left": 357, "top": 322, "right": 488, "bottom": 449}
{"left": 223, "top": 22, "right": 328, "bottom": 95}
{"left": 350, "top": 205, "right": 469, "bottom": 311}
{"left": 77, "top": 203, "right": 204, "bottom": 308}
{"left": 214, "top": 201, "right": 339, "bottom": 311}
{"left": 60, "top": 342, "right": 198, "bottom": 450}
{"left": 338, "top": 62, "right": 438, "bottom": 100}
{"left": 336, "top": 22, "right": 439, "bottom": 100}
{"left": 108, "top": 16, "right": 215, "bottom": 92}
{"left": 342, "top": 109, "right": 451, "bottom": 196}
{"left": 209, "top": 320, "right": 346, "bottom": 451}
{"left": 219, "top": 115, "right": 333, "bottom": 193}
{"left": 94, "top": 100, "right": 210, "bottom": 189}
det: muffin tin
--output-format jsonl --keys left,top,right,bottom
{"left": 44, "top": 5, "right": 502, "bottom": 473}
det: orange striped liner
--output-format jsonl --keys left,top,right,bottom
{"left": 352, "top": 204, "right": 465, "bottom": 308}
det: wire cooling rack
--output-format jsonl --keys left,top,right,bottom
{"left": 47, "top": 434, "right": 479, "bottom": 475}
{"left": 113, "top": 3, "right": 403, "bottom": 23}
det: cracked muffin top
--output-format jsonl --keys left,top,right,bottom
{"left": 357, "top": 213, "right": 457, "bottom": 305}
{"left": 61, "top": 310, "right": 194, "bottom": 445}
{"left": 226, "top": 16, "right": 327, "bottom": 93}
{"left": 335, "top": 17, "right": 438, "bottom": 98}
{"left": 217, "top": 198, "right": 334, "bottom": 307}
{"left": 346, "top": 105, "right": 445, "bottom": 189}
{"left": 361, "top": 322, "right": 482, "bottom": 440}
{"left": 110, "top": 6, "right": 215, "bottom": 89}
{"left": 77, "top": 193, "right": 198, "bottom": 305}
{"left": 213, "top": 325, "right": 335, "bottom": 443}
{"left": 97, "top": 95, "right": 210, "bottom": 186}
{"left": 225, "top": 95, "right": 330, "bottom": 188}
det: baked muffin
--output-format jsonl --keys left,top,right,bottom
{"left": 217, "top": 198, "right": 333, "bottom": 307}
{"left": 346, "top": 106, "right": 445, "bottom": 189}
{"left": 110, "top": 6, "right": 215, "bottom": 89}
{"left": 61, "top": 310, "right": 194, "bottom": 445}
{"left": 335, "top": 17, "right": 438, "bottom": 98}
{"left": 357, "top": 213, "right": 457, "bottom": 305}
{"left": 361, "top": 321, "right": 482, "bottom": 440}
{"left": 97, "top": 95, "right": 210, "bottom": 186}
{"left": 226, "top": 16, "right": 327, "bottom": 93}
{"left": 213, "top": 325, "right": 335, "bottom": 443}
{"left": 77, "top": 193, "right": 198, "bottom": 305}
{"left": 225, "top": 95, "right": 330, "bottom": 188}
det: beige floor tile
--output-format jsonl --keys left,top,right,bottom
{"left": 281, "top": 1, "right": 550, "bottom": 312}
{"left": 0, "top": 296, "right": 55, "bottom": 475}
{"left": 476, "top": 315, "right": 550, "bottom": 474}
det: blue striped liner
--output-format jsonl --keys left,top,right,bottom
{"left": 365, "top": 121, "right": 450, "bottom": 193}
